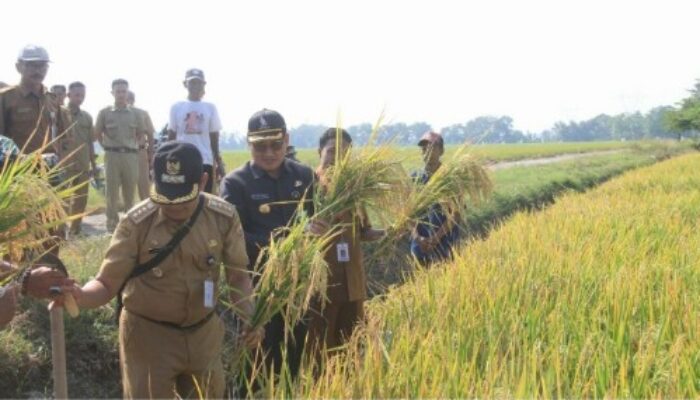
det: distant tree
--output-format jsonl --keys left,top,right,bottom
{"left": 664, "top": 81, "right": 700, "bottom": 140}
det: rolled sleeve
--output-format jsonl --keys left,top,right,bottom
{"left": 96, "top": 217, "right": 139, "bottom": 291}
{"left": 223, "top": 210, "right": 249, "bottom": 271}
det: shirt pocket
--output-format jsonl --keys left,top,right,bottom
{"left": 14, "top": 107, "right": 38, "bottom": 122}
{"left": 191, "top": 249, "right": 221, "bottom": 276}
{"left": 104, "top": 121, "right": 119, "bottom": 137}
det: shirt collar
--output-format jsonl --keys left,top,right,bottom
{"left": 111, "top": 104, "right": 130, "bottom": 112}
{"left": 18, "top": 84, "right": 46, "bottom": 98}
{"left": 249, "top": 159, "right": 292, "bottom": 180}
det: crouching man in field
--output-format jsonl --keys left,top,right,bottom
{"left": 307, "top": 128, "right": 385, "bottom": 361}
{"left": 63, "top": 142, "right": 263, "bottom": 398}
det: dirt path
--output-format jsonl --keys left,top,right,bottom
{"left": 487, "top": 149, "right": 621, "bottom": 171}
{"left": 79, "top": 149, "right": 623, "bottom": 237}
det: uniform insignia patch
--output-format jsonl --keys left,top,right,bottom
{"left": 294, "top": 180, "right": 303, "bottom": 187}
{"left": 166, "top": 160, "right": 181, "bottom": 175}
{"left": 206, "top": 197, "right": 235, "bottom": 217}
{"left": 127, "top": 200, "right": 157, "bottom": 224}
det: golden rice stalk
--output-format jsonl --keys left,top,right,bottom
{"left": 314, "top": 120, "right": 411, "bottom": 231}
{"left": 376, "top": 145, "right": 494, "bottom": 254}
{"left": 0, "top": 144, "right": 79, "bottom": 283}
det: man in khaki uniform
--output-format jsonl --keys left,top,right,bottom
{"left": 50, "top": 84, "right": 66, "bottom": 107}
{"left": 127, "top": 90, "right": 155, "bottom": 200}
{"left": 94, "top": 79, "right": 146, "bottom": 232}
{"left": 0, "top": 45, "right": 70, "bottom": 155}
{"left": 0, "top": 45, "right": 71, "bottom": 253}
{"left": 70, "top": 142, "right": 263, "bottom": 398}
{"left": 307, "top": 128, "right": 384, "bottom": 359}
{"left": 64, "top": 82, "right": 96, "bottom": 236}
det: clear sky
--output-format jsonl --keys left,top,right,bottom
{"left": 1, "top": 0, "right": 698, "bottom": 135}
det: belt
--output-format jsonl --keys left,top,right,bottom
{"left": 130, "top": 310, "right": 216, "bottom": 333}
{"left": 104, "top": 146, "right": 138, "bottom": 154}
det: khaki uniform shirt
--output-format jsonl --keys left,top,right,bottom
{"left": 325, "top": 211, "right": 370, "bottom": 303}
{"left": 97, "top": 193, "right": 249, "bottom": 326}
{"left": 94, "top": 105, "right": 144, "bottom": 150}
{"left": 0, "top": 84, "right": 70, "bottom": 153}
{"left": 63, "top": 107, "right": 93, "bottom": 172}
{"left": 132, "top": 107, "right": 154, "bottom": 148}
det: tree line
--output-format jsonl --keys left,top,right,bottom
{"left": 218, "top": 85, "right": 700, "bottom": 149}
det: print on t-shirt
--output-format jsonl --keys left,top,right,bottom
{"left": 185, "top": 111, "right": 204, "bottom": 134}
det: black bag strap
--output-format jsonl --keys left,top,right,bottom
{"left": 115, "top": 195, "right": 205, "bottom": 322}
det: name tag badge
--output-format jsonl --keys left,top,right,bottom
{"left": 337, "top": 241, "right": 350, "bottom": 263}
{"left": 204, "top": 279, "right": 214, "bottom": 309}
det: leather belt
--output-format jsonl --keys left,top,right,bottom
{"left": 104, "top": 146, "right": 138, "bottom": 154}
{"left": 129, "top": 310, "right": 216, "bottom": 333}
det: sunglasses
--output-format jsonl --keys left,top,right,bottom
{"left": 252, "top": 140, "right": 285, "bottom": 153}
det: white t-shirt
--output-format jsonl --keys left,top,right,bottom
{"left": 169, "top": 100, "right": 222, "bottom": 165}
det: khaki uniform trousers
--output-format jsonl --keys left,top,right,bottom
{"left": 137, "top": 148, "right": 150, "bottom": 201}
{"left": 307, "top": 299, "right": 364, "bottom": 358}
{"left": 119, "top": 310, "right": 226, "bottom": 399}
{"left": 105, "top": 151, "right": 138, "bottom": 232}
{"left": 67, "top": 169, "right": 90, "bottom": 235}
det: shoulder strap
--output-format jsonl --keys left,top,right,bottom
{"left": 115, "top": 195, "right": 205, "bottom": 322}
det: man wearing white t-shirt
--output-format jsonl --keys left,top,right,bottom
{"left": 168, "top": 68, "right": 223, "bottom": 193}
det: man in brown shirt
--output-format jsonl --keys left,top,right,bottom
{"left": 307, "top": 128, "right": 385, "bottom": 358}
{"left": 127, "top": 90, "right": 155, "bottom": 201}
{"left": 94, "top": 79, "right": 147, "bottom": 232}
{"left": 68, "top": 142, "right": 263, "bottom": 398}
{"left": 64, "top": 81, "right": 96, "bottom": 236}
{"left": 50, "top": 84, "right": 66, "bottom": 107}
{"left": 0, "top": 45, "right": 70, "bottom": 155}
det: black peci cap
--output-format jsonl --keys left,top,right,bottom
{"left": 150, "top": 141, "right": 203, "bottom": 205}
{"left": 247, "top": 108, "right": 286, "bottom": 143}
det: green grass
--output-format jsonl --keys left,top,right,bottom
{"left": 84, "top": 140, "right": 653, "bottom": 212}
{"left": 0, "top": 141, "right": 691, "bottom": 398}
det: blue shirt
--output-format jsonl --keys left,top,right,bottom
{"left": 410, "top": 170, "right": 460, "bottom": 263}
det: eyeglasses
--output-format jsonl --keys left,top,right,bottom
{"left": 251, "top": 140, "right": 285, "bottom": 153}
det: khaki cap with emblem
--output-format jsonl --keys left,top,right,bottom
{"left": 150, "top": 141, "right": 203, "bottom": 205}
{"left": 247, "top": 108, "right": 286, "bottom": 143}
{"left": 17, "top": 44, "right": 51, "bottom": 62}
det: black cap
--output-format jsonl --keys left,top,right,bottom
{"left": 150, "top": 141, "right": 203, "bottom": 205}
{"left": 247, "top": 109, "right": 286, "bottom": 143}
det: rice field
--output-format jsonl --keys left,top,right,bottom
{"left": 85, "top": 140, "right": 660, "bottom": 211}
{"left": 221, "top": 140, "right": 637, "bottom": 171}
{"left": 283, "top": 153, "right": 700, "bottom": 398}
{"left": 1, "top": 141, "right": 695, "bottom": 398}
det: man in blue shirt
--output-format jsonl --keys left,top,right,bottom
{"left": 410, "top": 131, "right": 461, "bottom": 265}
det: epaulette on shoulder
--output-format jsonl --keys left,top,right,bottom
{"left": 126, "top": 199, "right": 158, "bottom": 224}
{"left": 0, "top": 85, "right": 17, "bottom": 95}
{"left": 206, "top": 195, "right": 235, "bottom": 217}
